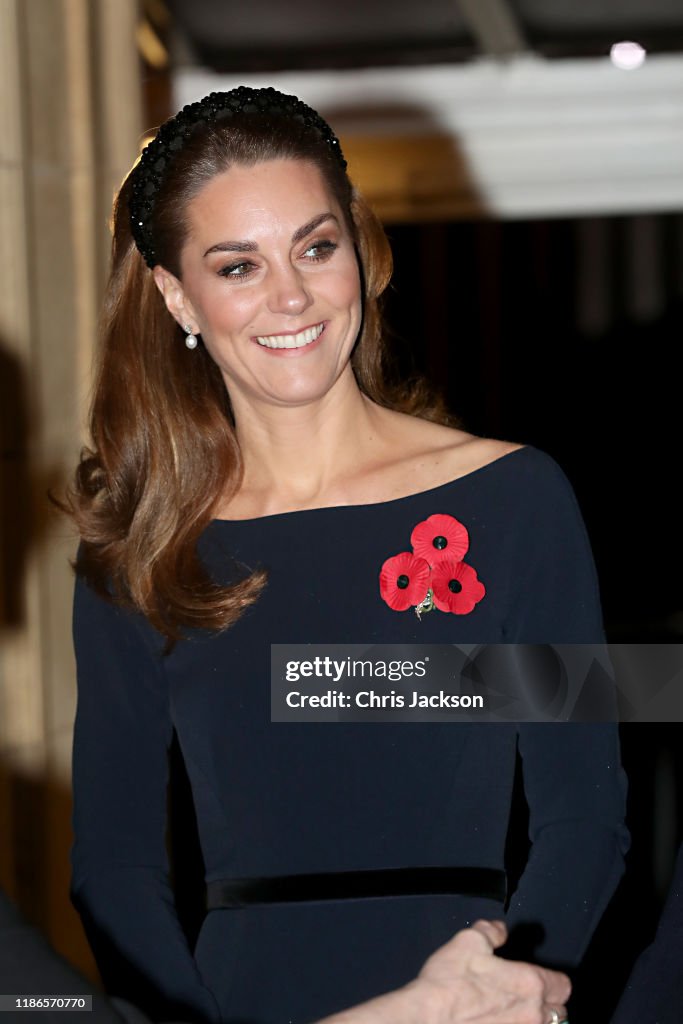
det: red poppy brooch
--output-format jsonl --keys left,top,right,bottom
{"left": 379, "top": 514, "right": 485, "bottom": 618}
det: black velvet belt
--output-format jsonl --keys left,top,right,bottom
{"left": 206, "top": 867, "right": 506, "bottom": 909}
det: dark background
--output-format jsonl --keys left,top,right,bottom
{"left": 384, "top": 216, "right": 682, "bottom": 638}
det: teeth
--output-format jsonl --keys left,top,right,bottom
{"left": 256, "top": 323, "right": 325, "bottom": 349}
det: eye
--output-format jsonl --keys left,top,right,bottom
{"left": 302, "top": 240, "right": 338, "bottom": 261}
{"left": 217, "top": 260, "right": 257, "bottom": 279}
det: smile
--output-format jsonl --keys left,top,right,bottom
{"left": 255, "top": 322, "right": 325, "bottom": 349}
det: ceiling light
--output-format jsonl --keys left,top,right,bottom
{"left": 610, "top": 41, "right": 646, "bottom": 71}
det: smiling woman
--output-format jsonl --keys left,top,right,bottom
{"left": 62, "top": 87, "right": 628, "bottom": 1024}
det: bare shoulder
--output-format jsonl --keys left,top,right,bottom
{"left": 375, "top": 411, "right": 524, "bottom": 494}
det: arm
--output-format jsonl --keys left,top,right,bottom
{"left": 71, "top": 576, "right": 220, "bottom": 1023}
{"left": 502, "top": 451, "right": 629, "bottom": 968}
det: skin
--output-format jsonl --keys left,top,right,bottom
{"left": 320, "top": 922, "right": 570, "bottom": 1024}
{"left": 154, "top": 158, "right": 521, "bottom": 520}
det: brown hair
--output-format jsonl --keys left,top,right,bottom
{"left": 63, "top": 109, "right": 451, "bottom": 646}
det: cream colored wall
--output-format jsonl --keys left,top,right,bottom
{"left": 0, "top": 0, "right": 142, "bottom": 976}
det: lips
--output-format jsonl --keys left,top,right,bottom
{"left": 255, "top": 322, "right": 325, "bottom": 349}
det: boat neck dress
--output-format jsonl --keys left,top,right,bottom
{"left": 71, "top": 444, "right": 629, "bottom": 1023}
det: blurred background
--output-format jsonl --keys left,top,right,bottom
{"left": 1, "top": 0, "right": 682, "bottom": 1016}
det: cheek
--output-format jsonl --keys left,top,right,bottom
{"left": 327, "top": 263, "right": 362, "bottom": 313}
{"left": 196, "top": 289, "right": 259, "bottom": 336}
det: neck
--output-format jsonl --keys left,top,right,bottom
{"left": 229, "top": 370, "right": 385, "bottom": 512}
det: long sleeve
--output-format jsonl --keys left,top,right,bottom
{"left": 501, "top": 451, "right": 629, "bottom": 968}
{"left": 71, "top": 576, "right": 220, "bottom": 1023}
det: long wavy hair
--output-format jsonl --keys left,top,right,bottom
{"left": 63, "top": 107, "right": 452, "bottom": 646}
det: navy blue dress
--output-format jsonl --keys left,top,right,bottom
{"left": 71, "top": 446, "right": 629, "bottom": 1023}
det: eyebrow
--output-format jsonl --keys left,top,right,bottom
{"left": 203, "top": 213, "right": 338, "bottom": 257}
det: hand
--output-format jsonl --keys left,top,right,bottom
{"left": 319, "top": 920, "right": 570, "bottom": 1024}
{"left": 412, "top": 919, "right": 571, "bottom": 1024}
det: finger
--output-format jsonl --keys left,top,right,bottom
{"left": 536, "top": 966, "right": 572, "bottom": 1005}
{"left": 469, "top": 919, "right": 507, "bottom": 949}
{"left": 466, "top": 953, "right": 570, "bottom": 1004}
{"left": 419, "top": 923, "right": 499, "bottom": 976}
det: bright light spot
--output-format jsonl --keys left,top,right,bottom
{"left": 610, "top": 41, "right": 646, "bottom": 71}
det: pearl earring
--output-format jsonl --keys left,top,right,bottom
{"left": 184, "top": 324, "right": 198, "bottom": 350}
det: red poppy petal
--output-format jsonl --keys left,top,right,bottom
{"left": 431, "top": 560, "right": 485, "bottom": 615}
{"left": 411, "top": 514, "right": 469, "bottom": 565}
{"left": 379, "top": 552, "right": 431, "bottom": 612}
{"left": 381, "top": 588, "right": 417, "bottom": 612}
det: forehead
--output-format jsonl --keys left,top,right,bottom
{"left": 184, "top": 158, "right": 341, "bottom": 242}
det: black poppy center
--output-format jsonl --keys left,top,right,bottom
{"left": 448, "top": 579, "right": 462, "bottom": 593}
{"left": 397, "top": 574, "right": 410, "bottom": 590}
{"left": 432, "top": 535, "right": 448, "bottom": 550}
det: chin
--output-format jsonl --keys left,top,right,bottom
{"left": 269, "top": 384, "right": 337, "bottom": 408}
{"left": 263, "top": 362, "right": 353, "bottom": 408}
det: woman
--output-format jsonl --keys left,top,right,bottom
{"left": 68, "top": 86, "right": 627, "bottom": 1023}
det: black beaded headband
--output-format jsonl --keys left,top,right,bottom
{"left": 129, "top": 86, "right": 347, "bottom": 268}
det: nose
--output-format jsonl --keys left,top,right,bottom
{"left": 266, "top": 263, "right": 313, "bottom": 316}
